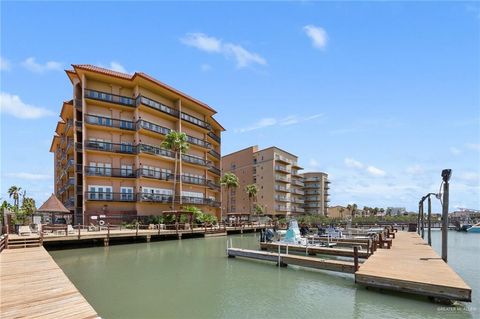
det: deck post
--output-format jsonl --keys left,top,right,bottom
{"left": 107, "top": 223, "right": 110, "bottom": 241}
{"left": 5, "top": 234, "right": 8, "bottom": 249}
{"left": 40, "top": 230, "right": 43, "bottom": 246}
{"left": 136, "top": 222, "right": 139, "bottom": 237}
{"left": 353, "top": 246, "right": 359, "bottom": 272}
{"left": 441, "top": 169, "right": 450, "bottom": 263}
{"left": 65, "top": 224, "right": 68, "bottom": 237}
{"left": 417, "top": 202, "right": 421, "bottom": 235}
{"left": 158, "top": 223, "right": 161, "bottom": 236}
{"left": 428, "top": 196, "right": 432, "bottom": 246}
{"left": 78, "top": 223, "right": 81, "bottom": 240}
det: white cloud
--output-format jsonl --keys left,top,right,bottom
{"left": 303, "top": 25, "right": 328, "bottom": 49}
{"left": 181, "top": 33, "right": 222, "bottom": 53}
{"left": 458, "top": 172, "right": 479, "bottom": 182}
{"left": 0, "top": 92, "right": 54, "bottom": 119}
{"left": 109, "top": 61, "right": 128, "bottom": 73}
{"left": 405, "top": 164, "right": 424, "bottom": 175}
{"left": 466, "top": 143, "right": 480, "bottom": 151}
{"left": 344, "top": 158, "right": 364, "bottom": 169}
{"left": 21, "top": 57, "right": 62, "bottom": 73}
{"left": 450, "top": 147, "right": 462, "bottom": 156}
{"left": 5, "top": 172, "right": 52, "bottom": 180}
{"left": 200, "top": 64, "right": 212, "bottom": 72}
{"left": 0, "top": 56, "right": 11, "bottom": 71}
{"left": 309, "top": 159, "right": 320, "bottom": 168}
{"left": 236, "top": 113, "right": 323, "bottom": 133}
{"left": 181, "top": 32, "right": 266, "bottom": 68}
{"left": 367, "top": 166, "right": 386, "bottom": 177}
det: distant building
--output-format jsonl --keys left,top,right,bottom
{"left": 386, "top": 207, "right": 406, "bottom": 216}
{"left": 327, "top": 205, "right": 349, "bottom": 219}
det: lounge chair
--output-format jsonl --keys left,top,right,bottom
{"left": 67, "top": 225, "right": 75, "bottom": 234}
{"left": 18, "top": 226, "right": 32, "bottom": 236}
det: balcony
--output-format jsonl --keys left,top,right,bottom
{"left": 291, "top": 171, "right": 302, "bottom": 177}
{"left": 75, "top": 120, "right": 82, "bottom": 131}
{"left": 291, "top": 179, "right": 304, "bottom": 187}
{"left": 181, "top": 175, "right": 207, "bottom": 186}
{"left": 85, "top": 141, "right": 136, "bottom": 154}
{"left": 209, "top": 166, "right": 221, "bottom": 176}
{"left": 85, "top": 89, "right": 135, "bottom": 107}
{"left": 275, "top": 196, "right": 289, "bottom": 202}
{"left": 136, "top": 95, "right": 179, "bottom": 118}
{"left": 74, "top": 98, "right": 82, "bottom": 110}
{"left": 136, "top": 119, "right": 170, "bottom": 135}
{"left": 85, "top": 166, "right": 136, "bottom": 178}
{"left": 275, "top": 175, "right": 290, "bottom": 183}
{"left": 86, "top": 192, "right": 136, "bottom": 202}
{"left": 207, "top": 131, "right": 221, "bottom": 144}
{"left": 137, "top": 193, "right": 172, "bottom": 203}
{"left": 207, "top": 180, "right": 221, "bottom": 190}
{"left": 276, "top": 206, "right": 289, "bottom": 212}
{"left": 275, "top": 185, "right": 289, "bottom": 193}
{"left": 208, "top": 149, "right": 221, "bottom": 160}
{"left": 182, "top": 153, "right": 210, "bottom": 167}
{"left": 292, "top": 207, "right": 305, "bottom": 213}
{"left": 291, "top": 188, "right": 304, "bottom": 195}
{"left": 291, "top": 198, "right": 304, "bottom": 204}
{"left": 136, "top": 168, "right": 172, "bottom": 180}
{"left": 275, "top": 155, "right": 292, "bottom": 165}
{"left": 275, "top": 166, "right": 290, "bottom": 174}
{"left": 180, "top": 112, "right": 212, "bottom": 131}
{"left": 85, "top": 114, "right": 135, "bottom": 131}
{"left": 187, "top": 135, "right": 211, "bottom": 149}
{"left": 138, "top": 144, "right": 174, "bottom": 159}
{"left": 75, "top": 142, "right": 83, "bottom": 152}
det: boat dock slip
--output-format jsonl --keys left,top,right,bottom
{"left": 0, "top": 247, "right": 99, "bottom": 319}
{"left": 260, "top": 242, "right": 370, "bottom": 258}
{"left": 227, "top": 248, "right": 357, "bottom": 273}
{"left": 355, "top": 232, "right": 472, "bottom": 302}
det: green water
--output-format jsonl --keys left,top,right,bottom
{"left": 50, "top": 231, "right": 479, "bottom": 319}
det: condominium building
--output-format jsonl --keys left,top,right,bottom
{"left": 50, "top": 65, "right": 223, "bottom": 225}
{"left": 302, "top": 172, "right": 330, "bottom": 216}
{"left": 221, "top": 146, "right": 305, "bottom": 218}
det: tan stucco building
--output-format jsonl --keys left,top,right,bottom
{"left": 302, "top": 172, "right": 330, "bottom": 216}
{"left": 50, "top": 65, "right": 224, "bottom": 224}
{"left": 222, "top": 145, "right": 330, "bottom": 218}
{"left": 327, "top": 205, "right": 349, "bottom": 219}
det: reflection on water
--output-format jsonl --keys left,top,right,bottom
{"left": 50, "top": 231, "right": 479, "bottom": 319}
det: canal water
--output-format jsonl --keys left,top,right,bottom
{"left": 50, "top": 231, "right": 479, "bottom": 319}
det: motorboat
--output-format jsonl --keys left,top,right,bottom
{"left": 466, "top": 222, "right": 480, "bottom": 233}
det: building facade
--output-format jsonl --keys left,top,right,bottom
{"left": 50, "top": 65, "right": 223, "bottom": 225}
{"left": 222, "top": 145, "right": 330, "bottom": 218}
{"left": 302, "top": 172, "right": 330, "bottom": 216}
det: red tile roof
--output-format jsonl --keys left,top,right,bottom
{"left": 37, "top": 194, "right": 71, "bottom": 213}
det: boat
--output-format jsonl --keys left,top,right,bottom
{"left": 466, "top": 222, "right": 480, "bottom": 233}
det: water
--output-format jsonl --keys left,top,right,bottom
{"left": 50, "top": 231, "right": 479, "bottom": 319}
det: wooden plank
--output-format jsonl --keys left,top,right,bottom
{"left": 0, "top": 247, "right": 100, "bottom": 319}
{"left": 260, "top": 242, "right": 370, "bottom": 258}
{"left": 355, "top": 232, "right": 472, "bottom": 302}
{"left": 227, "top": 248, "right": 355, "bottom": 273}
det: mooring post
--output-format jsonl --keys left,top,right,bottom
{"left": 78, "top": 223, "right": 81, "bottom": 240}
{"left": 417, "top": 202, "right": 421, "bottom": 235}
{"left": 286, "top": 243, "right": 289, "bottom": 255}
{"left": 136, "top": 222, "right": 139, "bottom": 237}
{"left": 107, "top": 223, "right": 110, "bottom": 241}
{"left": 39, "top": 231, "right": 43, "bottom": 246}
{"left": 65, "top": 224, "right": 68, "bottom": 237}
{"left": 441, "top": 169, "right": 451, "bottom": 263}
{"left": 158, "top": 223, "right": 161, "bottom": 236}
{"left": 428, "top": 196, "right": 432, "bottom": 246}
{"left": 421, "top": 201, "right": 425, "bottom": 239}
{"left": 278, "top": 243, "right": 281, "bottom": 266}
{"left": 353, "top": 246, "right": 359, "bottom": 272}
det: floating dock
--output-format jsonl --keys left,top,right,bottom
{"left": 259, "top": 242, "right": 370, "bottom": 258}
{"left": 0, "top": 247, "right": 99, "bottom": 319}
{"left": 355, "top": 232, "right": 471, "bottom": 301}
{"left": 227, "top": 248, "right": 357, "bottom": 273}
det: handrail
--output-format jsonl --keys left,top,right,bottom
{"left": 85, "top": 89, "right": 135, "bottom": 107}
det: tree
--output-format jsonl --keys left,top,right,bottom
{"left": 220, "top": 172, "right": 239, "bottom": 219}
{"left": 254, "top": 204, "right": 264, "bottom": 215}
{"left": 245, "top": 184, "right": 258, "bottom": 214}
{"left": 161, "top": 131, "right": 189, "bottom": 210}
{"left": 8, "top": 186, "right": 22, "bottom": 210}
{"left": 21, "top": 197, "right": 36, "bottom": 215}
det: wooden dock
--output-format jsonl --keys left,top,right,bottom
{"left": 0, "top": 247, "right": 99, "bottom": 319}
{"left": 355, "top": 231, "right": 472, "bottom": 301}
{"left": 227, "top": 248, "right": 357, "bottom": 273}
{"left": 260, "top": 242, "right": 370, "bottom": 258}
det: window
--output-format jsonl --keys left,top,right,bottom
{"left": 89, "top": 162, "right": 111, "bottom": 176}
{"left": 120, "top": 142, "right": 133, "bottom": 153}
{"left": 121, "top": 165, "right": 133, "bottom": 177}
{"left": 120, "top": 120, "right": 134, "bottom": 130}
{"left": 120, "top": 187, "right": 134, "bottom": 201}
{"left": 88, "top": 185, "right": 112, "bottom": 200}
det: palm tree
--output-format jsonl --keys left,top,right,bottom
{"left": 220, "top": 172, "right": 239, "bottom": 220}
{"left": 161, "top": 131, "right": 189, "bottom": 210}
{"left": 8, "top": 186, "right": 22, "bottom": 210}
{"left": 245, "top": 184, "right": 258, "bottom": 215}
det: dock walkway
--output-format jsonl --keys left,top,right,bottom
{"left": 0, "top": 247, "right": 99, "bottom": 319}
{"left": 355, "top": 231, "right": 472, "bottom": 301}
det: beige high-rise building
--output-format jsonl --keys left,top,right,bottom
{"left": 302, "top": 172, "right": 330, "bottom": 216}
{"left": 50, "top": 65, "right": 223, "bottom": 225}
{"left": 222, "top": 146, "right": 305, "bottom": 218}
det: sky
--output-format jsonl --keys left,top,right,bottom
{"left": 1, "top": 1, "right": 479, "bottom": 213}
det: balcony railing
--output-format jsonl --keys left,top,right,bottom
{"left": 137, "top": 193, "right": 172, "bottom": 203}
{"left": 207, "top": 180, "right": 221, "bottom": 190}
{"left": 85, "top": 166, "right": 136, "bottom": 178}
{"left": 275, "top": 166, "right": 290, "bottom": 173}
{"left": 208, "top": 165, "right": 221, "bottom": 176}
{"left": 187, "top": 135, "right": 211, "bottom": 149}
{"left": 208, "top": 149, "right": 221, "bottom": 160}
{"left": 275, "top": 155, "right": 292, "bottom": 164}
{"left": 291, "top": 179, "right": 304, "bottom": 187}
{"left": 85, "top": 141, "right": 136, "bottom": 154}
{"left": 180, "top": 113, "right": 212, "bottom": 130}
{"left": 291, "top": 188, "right": 304, "bottom": 195}
{"left": 75, "top": 120, "right": 82, "bottom": 131}
{"left": 292, "top": 207, "right": 305, "bottom": 213}
{"left": 276, "top": 206, "right": 289, "bottom": 212}
{"left": 275, "top": 196, "right": 289, "bottom": 202}
{"left": 136, "top": 96, "right": 179, "bottom": 118}
{"left": 181, "top": 175, "right": 207, "bottom": 186}
{"left": 275, "top": 175, "right": 289, "bottom": 182}
{"left": 85, "top": 89, "right": 135, "bottom": 107}
{"left": 138, "top": 144, "right": 175, "bottom": 159}
{"left": 136, "top": 194, "right": 220, "bottom": 207}
{"left": 74, "top": 98, "right": 82, "bottom": 110}
{"left": 137, "top": 120, "right": 170, "bottom": 135}
{"left": 136, "top": 168, "right": 173, "bottom": 180}
{"left": 85, "top": 114, "right": 135, "bottom": 131}
{"left": 275, "top": 185, "right": 289, "bottom": 192}
{"left": 86, "top": 192, "right": 136, "bottom": 202}
{"left": 182, "top": 153, "right": 210, "bottom": 167}
{"left": 207, "top": 131, "right": 221, "bottom": 143}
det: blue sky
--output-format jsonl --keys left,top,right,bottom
{"left": 1, "top": 1, "right": 479, "bottom": 213}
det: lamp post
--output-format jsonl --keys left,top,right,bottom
{"left": 441, "top": 169, "right": 451, "bottom": 263}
